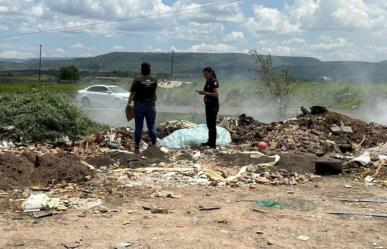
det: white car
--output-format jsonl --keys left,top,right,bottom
{"left": 76, "top": 85, "right": 129, "bottom": 107}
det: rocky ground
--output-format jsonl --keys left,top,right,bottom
{"left": 0, "top": 111, "right": 387, "bottom": 249}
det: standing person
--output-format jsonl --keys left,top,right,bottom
{"left": 127, "top": 62, "right": 158, "bottom": 153}
{"left": 197, "top": 67, "right": 220, "bottom": 149}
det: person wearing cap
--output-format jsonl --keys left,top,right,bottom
{"left": 128, "top": 62, "right": 158, "bottom": 153}
{"left": 197, "top": 67, "right": 220, "bottom": 149}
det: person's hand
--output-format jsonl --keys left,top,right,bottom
{"left": 197, "top": 91, "right": 206, "bottom": 95}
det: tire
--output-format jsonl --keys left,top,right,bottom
{"left": 315, "top": 160, "right": 343, "bottom": 175}
{"left": 81, "top": 97, "right": 91, "bottom": 107}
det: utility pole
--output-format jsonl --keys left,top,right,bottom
{"left": 38, "top": 44, "right": 42, "bottom": 83}
{"left": 170, "top": 50, "right": 174, "bottom": 81}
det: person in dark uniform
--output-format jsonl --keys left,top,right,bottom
{"left": 197, "top": 67, "right": 220, "bottom": 149}
{"left": 127, "top": 62, "right": 158, "bottom": 153}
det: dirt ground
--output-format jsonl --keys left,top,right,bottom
{"left": 0, "top": 152, "right": 92, "bottom": 190}
{"left": 1, "top": 176, "right": 386, "bottom": 249}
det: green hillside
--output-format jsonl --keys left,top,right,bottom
{"left": 1, "top": 52, "right": 387, "bottom": 81}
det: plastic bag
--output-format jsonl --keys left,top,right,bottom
{"left": 160, "top": 124, "right": 231, "bottom": 149}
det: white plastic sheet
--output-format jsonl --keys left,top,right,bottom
{"left": 160, "top": 124, "right": 232, "bottom": 149}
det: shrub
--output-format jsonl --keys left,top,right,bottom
{"left": 0, "top": 90, "right": 108, "bottom": 142}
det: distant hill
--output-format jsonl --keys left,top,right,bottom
{"left": 1, "top": 52, "right": 387, "bottom": 81}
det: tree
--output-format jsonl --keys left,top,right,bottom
{"left": 58, "top": 65, "right": 80, "bottom": 81}
{"left": 249, "top": 49, "right": 295, "bottom": 120}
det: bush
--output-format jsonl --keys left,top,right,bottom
{"left": 0, "top": 90, "right": 108, "bottom": 142}
{"left": 59, "top": 65, "right": 80, "bottom": 81}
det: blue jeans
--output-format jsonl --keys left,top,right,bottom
{"left": 134, "top": 100, "right": 157, "bottom": 145}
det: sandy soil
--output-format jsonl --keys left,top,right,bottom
{"left": 1, "top": 176, "right": 386, "bottom": 249}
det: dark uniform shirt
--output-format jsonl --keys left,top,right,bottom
{"left": 130, "top": 75, "right": 158, "bottom": 103}
{"left": 204, "top": 77, "right": 219, "bottom": 107}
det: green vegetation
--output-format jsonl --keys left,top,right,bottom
{"left": 59, "top": 65, "right": 80, "bottom": 81}
{"left": 250, "top": 51, "right": 295, "bottom": 119}
{"left": 0, "top": 90, "right": 108, "bottom": 142}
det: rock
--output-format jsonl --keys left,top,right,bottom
{"left": 151, "top": 207, "right": 168, "bottom": 214}
{"left": 340, "top": 126, "right": 353, "bottom": 133}
{"left": 32, "top": 211, "right": 53, "bottom": 219}
{"left": 267, "top": 239, "right": 275, "bottom": 245}
{"left": 13, "top": 240, "right": 25, "bottom": 247}
{"left": 330, "top": 126, "right": 341, "bottom": 134}
{"left": 143, "top": 205, "right": 168, "bottom": 214}
{"left": 297, "top": 235, "right": 310, "bottom": 241}
{"left": 94, "top": 206, "right": 109, "bottom": 213}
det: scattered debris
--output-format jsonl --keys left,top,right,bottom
{"left": 143, "top": 205, "right": 168, "bottom": 214}
{"left": 297, "top": 235, "right": 311, "bottom": 241}
{"left": 327, "top": 211, "right": 387, "bottom": 218}
{"left": 62, "top": 242, "right": 81, "bottom": 249}
{"left": 32, "top": 210, "right": 53, "bottom": 219}
{"left": 114, "top": 242, "right": 135, "bottom": 249}
{"left": 199, "top": 204, "right": 221, "bottom": 211}
{"left": 151, "top": 191, "right": 182, "bottom": 199}
{"left": 336, "top": 198, "right": 387, "bottom": 204}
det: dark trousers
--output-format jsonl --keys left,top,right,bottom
{"left": 205, "top": 104, "right": 219, "bottom": 147}
{"left": 134, "top": 100, "right": 157, "bottom": 145}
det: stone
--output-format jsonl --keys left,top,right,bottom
{"left": 330, "top": 126, "right": 341, "bottom": 134}
{"left": 340, "top": 126, "right": 353, "bottom": 133}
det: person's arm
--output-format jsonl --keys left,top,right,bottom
{"left": 128, "top": 79, "right": 137, "bottom": 106}
{"left": 128, "top": 92, "right": 135, "bottom": 106}
{"left": 203, "top": 88, "right": 219, "bottom": 97}
{"left": 198, "top": 88, "right": 219, "bottom": 97}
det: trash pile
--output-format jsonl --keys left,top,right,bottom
{"left": 228, "top": 112, "right": 387, "bottom": 154}
{"left": 157, "top": 120, "right": 197, "bottom": 138}
{"left": 109, "top": 150, "right": 321, "bottom": 188}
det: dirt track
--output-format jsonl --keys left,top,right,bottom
{"left": 1, "top": 177, "right": 386, "bottom": 249}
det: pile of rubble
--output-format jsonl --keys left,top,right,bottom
{"left": 228, "top": 112, "right": 387, "bottom": 154}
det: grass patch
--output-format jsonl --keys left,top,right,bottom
{"left": 0, "top": 90, "right": 109, "bottom": 142}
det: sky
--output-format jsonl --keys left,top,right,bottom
{"left": 0, "top": 0, "right": 387, "bottom": 61}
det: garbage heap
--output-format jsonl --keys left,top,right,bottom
{"left": 157, "top": 120, "right": 197, "bottom": 138}
{"left": 228, "top": 112, "right": 387, "bottom": 154}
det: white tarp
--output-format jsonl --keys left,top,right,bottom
{"left": 160, "top": 124, "right": 232, "bottom": 149}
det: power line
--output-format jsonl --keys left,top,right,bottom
{"left": 0, "top": 0, "right": 242, "bottom": 39}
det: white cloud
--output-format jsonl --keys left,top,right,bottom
{"left": 71, "top": 43, "right": 84, "bottom": 49}
{"left": 246, "top": 4, "right": 300, "bottom": 34}
{"left": 113, "top": 45, "right": 125, "bottom": 51}
{"left": 0, "top": 50, "right": 33, "bottom": 58}
{"left": 184, "top": 43, "right": 240, "bottom": 53}
{"left": 223, "top": 31, "right": 245, "bottom": 44}
{"left": 0, "top": 6, "right": 8, "bottom": 13}
{"left": 310, "top": 36, "right": 349, "bottom": 51}
{"left": 52, "top": 48, "right": 65, "bottom": 56}
{"left": 0, "top": 0, "right": 245, "bottom": 42}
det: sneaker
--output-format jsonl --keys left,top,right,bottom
{"left": 201, "top": 142, "right": 210, "bottom": 147}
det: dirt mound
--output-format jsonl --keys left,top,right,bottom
{"left": 0, "top": 152, "right": 92, "bottom": 190}
{"left": 232, "top": 112, "right": 387, "bottom": 153}
{"left": 86, "top": 148, "right": 166, "bottom": 169}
